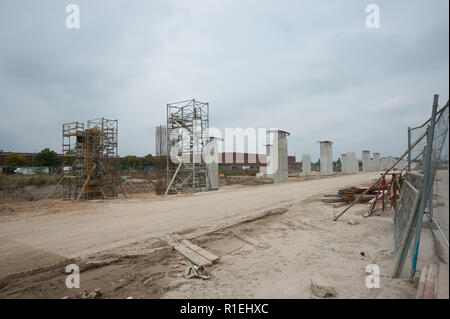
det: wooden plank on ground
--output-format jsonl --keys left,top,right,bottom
{"left": 322, "top": 198, "right": 345, "bottom": 203}
{"left": 181, "top": 239, "right": 220, "bottom": 263}
{"left": 333, "top": 202, "right": 348, "bottom": 208}
{"left": 173, "top": 243, "right": 212, "bottom": 267}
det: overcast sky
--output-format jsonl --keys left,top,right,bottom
{"left": 0, "top": 0, "right": 448, "bottom": 161}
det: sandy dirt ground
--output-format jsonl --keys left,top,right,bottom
{"left": 0, "top": 171, "right": 419, "bottom": 298}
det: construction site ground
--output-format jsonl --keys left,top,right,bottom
{"left": 0, "top": 171, "right": 418, "bottom": 298}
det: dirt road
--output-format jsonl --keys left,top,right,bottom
{"left": 0, "top": 172, "right": 380, "bottom": 278}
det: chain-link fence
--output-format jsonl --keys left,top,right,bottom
{"left": 393, "top": 95, "right": 449, "bottom": 279}
{"left": 429, "top": 104, "right": 449, "bottom": 260}
{"left": 393, "top": 178, "right": 420, "bottom": 253}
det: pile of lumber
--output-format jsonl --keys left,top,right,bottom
{"left": 321, "top": 185, "right": 378, "bottom": 207}
{"left": 172, "top": 239, "right": 220, "bottom": 267}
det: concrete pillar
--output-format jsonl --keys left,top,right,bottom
{"left": 301, "top": 154, "right": 311, "bottom": 175}
{"left": 319, "top": 141, "right": 333, "bottom": 176}
{"left": 267, "top": 130, "right": 290, "bottom": 183}
{"left": 394, "top": 159, "right": 408, "bottom": 171}
{"left": 362, "top": 150, "right": 371, "bottom": 172}
{"left": 381, "top": 157, "right": 388, "bottom": 170}
{"left": 341, "top": 154, "right": 347, "bottom": 173}
{"left": 381, "top": 156, "right": 395, "bottom": 170}
{"left": 206, "top": 138, "right": 220, "bottom": 190}
{"left": 387, "top": 156, "right": 395, "bottom": 169}
{"left": 346, "top": 152, "right": 359, "bottom": 173}
{"left": 373, "top": 153, "right": 381, "bottom": 171}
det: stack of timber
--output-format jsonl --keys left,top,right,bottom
{"left": 169, "top": 236, "right": 220, "bottom": 267}
{"left": 322, "top": 185, "right": 378, "bottom": 208}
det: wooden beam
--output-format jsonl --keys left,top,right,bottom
{"left": 164, "top": 161, "right": 183, "bottom": 195}
{"left": 76, "top": 164, "right": 96, "bottom": 201}
{"left": 173, "top": 243, "right": 212, "bottom": 267}
{"left": 181, "top": 239, "right": 219, "bottom": 263}
{"left": 322, "top": 198, "right": 345, "bottom": 203}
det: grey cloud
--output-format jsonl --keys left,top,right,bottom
{"left": 0, "top": 0, "right": 448, "bottom": 161}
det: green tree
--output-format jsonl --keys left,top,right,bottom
{"left": 35, "top": 148, "right": 59, "bottom": 167}
{"left": 5, "top": 153, "right": 29, "bottom": 173}
{"left": 122, "top": 155, "right": 140, "bottom": 167}
{"left": 141, "top": 154, "right": 155, "bottom": 166}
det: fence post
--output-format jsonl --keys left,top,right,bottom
{"left": 428, "top": 183, "right": 434, "bottom": 222}
{"left": 409, "top": 94, "right": 439, "bottom": 279}
{"left": 407, "top": 127, "right": 411, "bottom": 172}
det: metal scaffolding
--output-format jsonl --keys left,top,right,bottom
{"left": 166, "top": 99, "right": 210, "bottom": 194}
{"left": 62, "top": 118, "right": 119, "bottom": 200}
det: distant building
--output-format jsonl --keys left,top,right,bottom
{"left": 288, "top": 156, "right": 302, "bottom": 170}
{"left": 217, "top": 152, "right": 301, "bottom": 170}
{"left": 219, "top": 152, "right": 266, "bottom": 170}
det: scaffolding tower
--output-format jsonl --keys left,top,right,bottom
{"left": 166, "top": 99, "right": 210, "bottom": 194}
{"left": 62, "top": 118, "right": 119, "bottom": 200}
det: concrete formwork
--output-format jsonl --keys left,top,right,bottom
{"left": 267, "top": 130, "right": 290, "bottom": 183}
{"left": 302, "top": 154, "right": 311, "bottom": 175}
{"left": 319, "top": 141, "right": 333, "bottom": 176}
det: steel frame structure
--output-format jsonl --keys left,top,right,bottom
{"left": 62, "top": 118, "right": 119, "bottom": 200}
{"left": 166, "top": 99, "right": 210, "bottom": 194}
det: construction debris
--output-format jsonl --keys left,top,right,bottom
{"left": 347, "top": 218, "right": 360, "bottom": 225}
{"left": 170, "top": 238, "right": 220, "bottom": 268}
{"left": 181, "top": 239, "right": 220, "bottom": 263}
{"left": 322, "top": 186, "right": 377, "bottom": 204}
{"left": 184, "top": 262, "right": 210, "bottom": 280}
{"left": 75, "top": 288, "right": 103, "bottom": 299}
{"left": 311, "top": 277, "right": 337, "bottom": 298}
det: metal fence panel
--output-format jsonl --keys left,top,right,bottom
{"left": 429, "top": 103, "right": 449, "bottom": 257}
{"left": 393, "top": 178, "right": 420, "bottom": 253}
{"left": 394, "top": 96, "right": 449, "bottom": 279}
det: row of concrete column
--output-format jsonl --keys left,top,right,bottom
{"left": 259, "top": 132, "right": 408, "bottom": 179}
{"left": 300, "top": 145, "right": 406, "bottom": 175}
{"left": 319, "top": 141, "right": 333, "bottom": 175}
{"left": 362, "top": 151, "right": 408, "bottom": 171}
{"left": 257, "top": 129, "right": 290, "bottom": 183}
